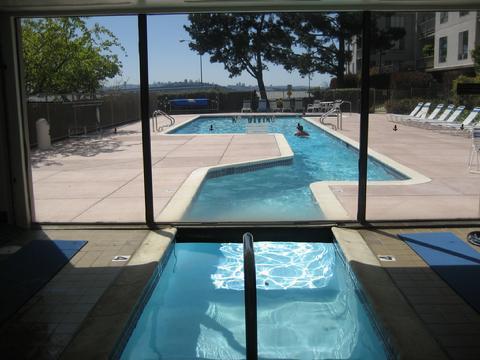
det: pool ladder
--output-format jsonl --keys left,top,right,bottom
{"left": 151, "top": 109, "right": 176, "bottom": 132}
{"left": 243, "top": 232, "right": 258, "bottom": 360}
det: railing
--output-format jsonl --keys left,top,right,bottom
{"left": 417, "top": 18, "right": 435, "bottom": 39}
{"left": 151, "top": 109, "right": 175, "bottom": 132}
{"left": 243, "top": 232, "right": 258, "bottom": 360}
{"left": 319, "top": 101, "right": 342, "bottom": 130}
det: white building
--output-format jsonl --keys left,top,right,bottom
{"left": 433, "top": 11, "right": 478, "bottom": 71}
{"left": 347, "top": 11, "right": 479, "bottom": 80}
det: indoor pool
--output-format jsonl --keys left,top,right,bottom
{"left": 169, "top": 116, "right": 406, "bottom": 221}
{"left": 120, "top": 242, "right": 389, "bottom": 359}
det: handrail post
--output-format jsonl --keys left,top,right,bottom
{"left": 243, "top": 232, "right": 258, "bottom": 360}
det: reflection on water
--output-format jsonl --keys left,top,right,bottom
{"left": 121, "top": 243, "right": 387, "bottom": 360}
{"left": 212, "top": 242, "right": 334, "bottom": 290}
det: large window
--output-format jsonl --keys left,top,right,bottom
{"left": 458, "top": 30, "right": 469, "bottom": 60}
{"left": 23, "top": 16, "right": 144, "bottom": 222}
{"left": 19, "top": 10, "right": 480, "bottom": 224}
{"left": 366, "top": 11, "right": 480, "bottom": 221}
{"left": 439, "top": 36, "right": 448, "bottom": 63}
{"left": 150, "top": 13, "right": 360, "bottom": 223}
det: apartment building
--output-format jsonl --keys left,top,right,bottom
{"left": 347, "top": 11, "right": 479, "bottom": 80}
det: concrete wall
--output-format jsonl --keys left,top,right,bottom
{"left": 434, "top": 11, "right": 478, "bottom": 70}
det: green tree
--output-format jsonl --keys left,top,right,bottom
{"left": 280, "top": 13, "right": 405, "bottom": 87}
{"left": 472, "top": 46, "right": 480, "bottom": 74}
{"left": 184, "top": 13, "right": 293, "bottom": 100}
{"left": 22, "top": 17, "right": 125, "bottom": 97}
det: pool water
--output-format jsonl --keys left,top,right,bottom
{"left": 170, "top": 116, "right": 405, "bottom": 221}
{"left": 120, "top": 242, "right": 388, "bottom": 359}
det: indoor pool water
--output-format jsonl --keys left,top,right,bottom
{"left": 169, "top": 116, "right": 405, "bottom": 221}
{"left": 120, "top": 242, "right": 388, "bottom": 359}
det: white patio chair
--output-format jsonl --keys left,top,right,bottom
{"left": 307, "top": 99, "right": 321, "bottom": 113}
{"left": 241, "top": 100, "right": 252, "bottom": 113}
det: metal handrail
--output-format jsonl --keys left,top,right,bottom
{"left": 243, "top": 232, "right": 258, "bottom": 360}
{"left": 319, "top": 102, "right": 341, "bottom": 130}
{"left": 152, "top": 109, "right": 175, "bottom": 132}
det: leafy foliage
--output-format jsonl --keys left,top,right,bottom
{"left": 22, "top": 17, "right": 124, "bottom": 97}
{"left": 390, "top": 71, "right": 436, "bottom": 90}
{"left": 384, "top": 97, "right": 424, "bottom": 114}
{"left": 422, "top": 44, "right": 434, "bottom": 57}
{"left": 280, "top": 13, "right": 405, "bottom": 87}
{"left": 451, "top": 74, "right": 480, "bottom": 108}
{"left": 472, "top": 46, "right": 480, "bottom": 75}
{"left": 184, "top": 14, "right": 292, "bottom": 100}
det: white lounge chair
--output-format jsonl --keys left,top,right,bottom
{"left": 426, "top": 105, "right": 465, "bottom": 124}
{"left": 391, "top": 102, "right": 422, "bottom": 121}
{"left": 439, "top": 107, "right": 480, "bottom": 130}
{"left": 409, "top": 102, "right": 423, "bottom": 116}
{"left": 294, "top": 99, "right": 304, "bottom": 113}
{"left": 282, "top": 99, "right": 292, "bottom": 112}
{"left": 468, "top": 126, "right": 480, "bottom": 171}
{"left": 391, "top": 102, "right": 427, "bottom": 121}
{"left": 257, "top": 99, "right": 268, "bottom": 112}
{"left": 426, "top": 104, "right": 444, "bottom": 120}
{"left": 435, "top": 104, "right": 455, "bottom": 122}
{"left": 397, "top": 102, "right": 431, "bottom": 121}
{"left": 241, "top": 100, "right": 252, "bottom": 113}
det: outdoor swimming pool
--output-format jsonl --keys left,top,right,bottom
{"left": 120, "top": 241, "right": 389, "bottom": 359}
{"left": 169, "top": 116, "right": 406, "bottom": 221}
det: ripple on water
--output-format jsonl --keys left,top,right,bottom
{"left": 211, "top": 242, "right": 335, "bottom": 290}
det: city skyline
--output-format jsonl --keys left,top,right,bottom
{"left": 86, "top": 15, "right": 331, "bottom": 88}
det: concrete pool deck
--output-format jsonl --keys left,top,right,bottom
{"left": 31, "top": 114, "right": 284, "bottom": 222}
{"left": 31, "top": 112, "right": 480, "bottom": 222}
{"left": 331, "top": 113, "right": 480, "bottom": 220}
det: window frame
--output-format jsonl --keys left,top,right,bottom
{"left": 439, "top": 36, "right": 448, "bottom": 63}
{"left": 6, "top": 9, "right": 480, "bottom": 227}
{"left": 458, "top": 30, "right": 469, "bottom": 60}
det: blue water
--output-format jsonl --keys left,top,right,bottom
{"left": 170, "top": 116, "right": 405, "bottom": 221}
{"left": 121, "top": 242, "right": 388, "bottom": 359}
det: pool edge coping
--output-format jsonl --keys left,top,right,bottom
{"left": 159, "top": 114, "right": 431, "bottom": 221}
{"left": 332, "top": 227, "right": 448, "bottom": 360}
{"left": 303, "top": 118, "right": 431, "bottom": 220}
{"left": 159, "top": 132, "right": 294, "bottom": 222}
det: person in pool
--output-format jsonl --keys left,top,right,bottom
{"left": 295, "top": 122, "right": 309, "bottom": 137}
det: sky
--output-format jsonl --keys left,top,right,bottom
{"left": 86, "top": 15, "right": 330, "bottom": 88}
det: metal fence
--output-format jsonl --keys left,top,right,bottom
{"left": 27, "top": 92, "right": 141, "bottom": 146}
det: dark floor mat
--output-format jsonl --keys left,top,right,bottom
{"left": 399, "top": 232, "right": 480, "bottom": 313}
{"left": 0, "top": 240, "right": 87, "bottom": 323}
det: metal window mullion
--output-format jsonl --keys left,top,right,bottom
{"left": 357, "top": 11, "right": 371, "bottom": 223}
{"left": 138, "top": 14, "right": 154, "bottom": 225}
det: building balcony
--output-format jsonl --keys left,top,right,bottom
{"left": 416, "top": 55, "right": 434, "bottom": 70}
{"left": 417, "top": 18, "right": 435, "bottom": 39}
